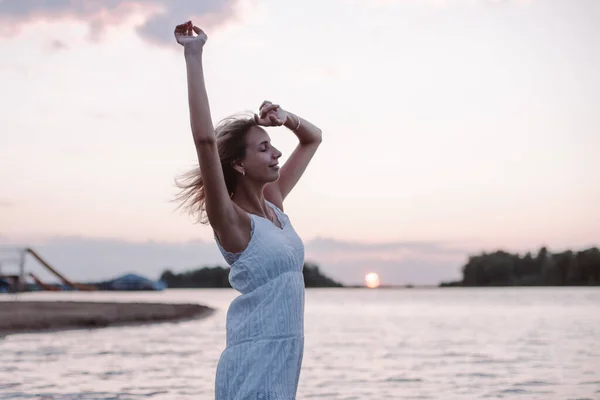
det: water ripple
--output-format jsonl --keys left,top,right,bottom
{"left": 1, "top": 288, "right": 599, "bottom": 399}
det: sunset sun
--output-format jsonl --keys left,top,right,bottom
{"left": 365, "top": 273, "right": 381, "bottom": 289}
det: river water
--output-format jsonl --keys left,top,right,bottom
{"left": 1, "top": 287, "right": 599, "bottom": 399}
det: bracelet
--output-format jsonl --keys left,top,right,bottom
{"left": 293, "top": 115, "right": 301, "bottom": 132}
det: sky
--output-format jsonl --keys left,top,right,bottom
{"left": 0, "top": 0, "right": 599, "bottom": 286}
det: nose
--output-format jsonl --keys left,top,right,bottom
{"left": 273, "top": 147, "right": 282, "bottom": 159}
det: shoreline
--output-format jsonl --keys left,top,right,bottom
{"left": 0, "top": 300, "right": 214, "bottom": 336}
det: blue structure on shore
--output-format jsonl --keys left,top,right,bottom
{"left": 104, "top": 273, "right": 167, "bottom": 291}
{"left": 0, "top": 278, "right": 11, "bottom": 293}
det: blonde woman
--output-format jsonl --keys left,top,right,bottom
{"left": 174, "top": 21, "right": 322, "bottom": 399}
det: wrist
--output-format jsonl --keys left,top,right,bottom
{"left": 184, "top": 43, "right": 204, "bottom": 58}
{"left": 284, "top": 112, "right": 300, "bottom": 131}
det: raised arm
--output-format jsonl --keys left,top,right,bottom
{"left": 175, "top": 22, "right": 236, "bottom": 231}
{"left": 257, "top": 101, "right": 322, "bottom": 207}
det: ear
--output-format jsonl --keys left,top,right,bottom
{"left": 231, "top": 159, "right": 245, "bottom": 176}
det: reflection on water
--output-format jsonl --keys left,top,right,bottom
{"left": 1, "top": 288, "right": 599, "bottom": 399}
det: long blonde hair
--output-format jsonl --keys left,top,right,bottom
{"left": 174, "top": 113, "right": 256, "bottom": 224}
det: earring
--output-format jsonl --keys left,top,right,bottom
{"left": 242, "top": 170, "right": 246, "bottom": 176}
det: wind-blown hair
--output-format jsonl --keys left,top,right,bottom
{"left": 174, "top": 113, "right": 256, "bottom": 224}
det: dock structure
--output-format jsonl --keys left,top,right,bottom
{"left": 0, "top": 247, "right": 26, "bottom": 293}
{"left": 0, "top": 247, "right": 96, "bottom": 293}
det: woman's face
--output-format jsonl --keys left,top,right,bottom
{"left": 241, "top": 126, "right": 282, "bottom": 182}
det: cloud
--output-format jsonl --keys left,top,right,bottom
{"left": 88, "top": 110, "right": 111, "bottom": 120}
{"left": 0, "top": 61, "right": 28, "bottom": 75}
{"left": 0, "top": 235, "right": 467, "bottom": 286}
{"left": 315, "top": 258, "right": 463, "bottom": 287}
{"left": 307, "top": 237, "right": 464, "bottom": 256}
{"left": 0, "top": 199, "right": 14, "bottom": 207}
{"left": 370, "top": 0, "right": 535, "bottom": 4}
{"left": 305, "top": 237, "right": 466, "bottom": 285}
{"left": 0, "top": 0, "right": 244, "bottom": 46}
{"left": 306, "top": 237, "right": 466, "bottom": 266}
{"left": 49, "top": 39, "right": 67, "bottom": 50}
{"left": 365, "top": 0, "right": 537, "bottom": 9}
{"left": 5, "top": 235, "right": 226, "bottom": 283}
{"left": 60, "top": 147, "right": 89, "bottom": 157}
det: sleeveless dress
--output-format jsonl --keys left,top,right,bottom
{"left": 214, "top": 200, "right": 305, "bottom": 400}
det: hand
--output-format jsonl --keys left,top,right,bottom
{"left": 174, "top": 21, "right": 207, "bottom": 50}
{"left": 254, "top": 101, "right": 288, "bottom": 127}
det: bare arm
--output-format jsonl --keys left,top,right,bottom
{"left": 258, "top": 102, "right": 322, "bottom": 207}
{"left": 277, "top": 112, "right": 322, "bottom": 200}
{"left": 176, "top": 22, "right": 237, "bottom": 231}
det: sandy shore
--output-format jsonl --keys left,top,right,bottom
{"left": 0, "top": 301, "right": 214, "bottom": 335}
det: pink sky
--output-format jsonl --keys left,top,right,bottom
{"left": 0, "top": 0, "right": 598, "bottom": 285}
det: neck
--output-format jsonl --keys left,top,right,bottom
{"left": 231, "top": 180, "right": 269, "bottom": 216}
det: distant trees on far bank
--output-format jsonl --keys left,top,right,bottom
{"left": 440, "top": 246, "right": 600, "bottom": 287}
{"left": 302, "top": 262, "right": 344, "bottom": 287}
{"left": 160, "top": 262, "right": 343, "bottom": 288}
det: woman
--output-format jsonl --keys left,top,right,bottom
{"left": 173, "top": 21, "right": 322, "bottom": 399}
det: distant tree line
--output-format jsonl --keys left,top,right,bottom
{"left": 160, "top": 262, "right": 343, "bottom": 288}
{"left": 440, "top": 246, "right": 600, "bottom": 287}
{"left": 302, "top": 262, "right": 344, "bottom": 287}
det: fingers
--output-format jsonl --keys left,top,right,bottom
{"left": 268, "top": 114, "right": 283, "bottom": 125}
{"left": 174, "top": 21, "right": 190, "bottom": 33}
{"left": 254, "top": 114, "right": 269, "bottom": 126}
{"left": 192, "top": 26, "right": 205, "bottom": 36}
{"left": 259, "top": 100, "right": 276, "bottom": 111}
{"left": 174, "top": 21, "right": 205, "bottom": 37}
{"left": 260, "top": 103, "right": 279, "bottom": 118}
{"left": 255, "top": 102, "right": 283, "bottom": 126}
{"left": 254, "top": 115, "right": 282, "bottom": 127}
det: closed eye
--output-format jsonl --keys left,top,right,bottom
{"left": 258, "top": 141, "right": 269, "bottom": 152}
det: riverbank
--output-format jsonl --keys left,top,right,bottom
{"left": 0, "top": 301, "right": 214, "bottom": 336}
